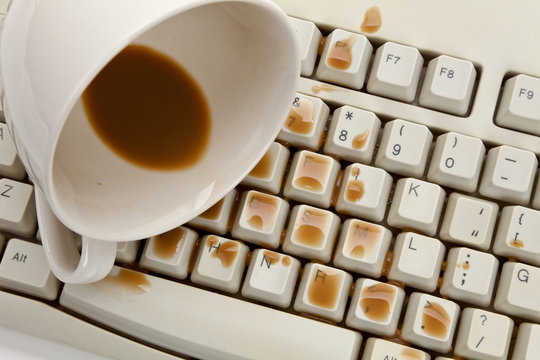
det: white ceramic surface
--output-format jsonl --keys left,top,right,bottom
{"left": 0, "top": 0, "right": 300, "bottom": 283}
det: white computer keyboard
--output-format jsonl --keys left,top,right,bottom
{"left": 1, "top": 0, "right": 540, "bottom": 359}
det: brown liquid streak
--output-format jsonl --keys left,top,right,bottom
{"left": 361, "top": 6, "right": 382, "bottom": 33}
{"left": 102, "top": 268, "right": 151, "bottom": 294}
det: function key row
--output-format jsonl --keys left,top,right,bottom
{"left": 290, "top": 17, "right": 478, "bottom": 116}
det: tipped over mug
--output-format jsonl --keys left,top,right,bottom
{"left": 0, "top": 0, "right": 299, "bottom": 284}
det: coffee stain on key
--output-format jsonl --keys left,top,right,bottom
{"left": 360, "top": 283, "right": 396, "bottom": 321}
{"left": 400, "top": 347, "right": 424, "bottom": 360}
{"left": 327, "top": 35, "right": 356, "bottom": 70}
{"left": 100, "top": 268, "right": 151, "bottom": 295}
{"left": 153, "top": 227, "right": 185, "bottom": 259}
{"left": 286, "top": 97, "right": 314, "bottom": 135}
{"left": 421, "top": 301, "right": 450, "bottom": 338}
{"left": 207, "top": 236, "right": 238, "bottom": 268}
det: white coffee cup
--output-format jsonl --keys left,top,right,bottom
{"left": 0, "top": 0, "right": 299, "bottom": 284}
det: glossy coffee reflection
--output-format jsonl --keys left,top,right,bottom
{"left": 82, "top": 44, "right": 211, "bottom": 170}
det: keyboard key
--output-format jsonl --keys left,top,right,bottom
{"left": 427, "top": 132, "right": 485, "bottom": 192}
{"left": 61, "top": 266, "right": 362, "bottom": 360}
{"left": 293, "top": 263, "right": 352, "bottom": 322}
{"left": 479, "top": 145, "right": 538, "bottom": 205}
{"left": 495, "top": 74, "right": 540, "bottom": 136}
{"left": 387, "top": 178, "right": 445, "bottom": 236}
{"left": 401, "top": 293, "right": 460, "bottom": 353}
{"left": 188, "top": 189, "right": 237, "bottom": 235}
{"left": 115, "top": 240, "right": 141, "bottom": 264}
{"left": 0, "top": 123, "right": 25, "bottom": 180}
{"left": 0, "top": 179, "right": 36, "bottom": 237}
{"left": 231, "top": 190, "right": 289, "bottom": 249}
{"left": 533, "top": 180, "right": 540, "bottom": 210}
{"left": 494, "top": 261, "right": 540, "bottom": 322}
{"left": 0, "top": 238, "right": 60, "bottom": 300}
{"left": 361, "top": 338, "right": 430, "bottom": 360}
{"left": 419, "top": 55, "right": 477, "bottom": 115}
{"left": 323, "top": 106, "right": 380, "bottom": 163}
{"left": 333, "top": 219, "right": 392, "bottom": 278}
{"left": 139, "top": 227, "right": 197, "bottom": 280}
{"left": 439, "top": 193, "right": 498, "bottom": 250}
{"left": 335, "top": 163, "right": 393, "bottom": 222}
{"left": 241, "top": 249, "right": 300, "bottom": 308}
{"left": 454, "top": 308, "right": 513, "bottom": 360}
{"left": 388, "top": 232, "right": 445, "bottom": 292}
{"left": 240, "top": 142, "right": 290, "bottom": 194}
{"left": 440, "top": 247, "right": 498, "bottom": 306}
{"left": 346, "top": 279, "right": 405, "bottom": 336}
{"left": 190, "top": 235, "right": 249, "bottom": 293}
{"left": 513, "top": 323, "right": 540, "bottom": 360}
{"left": 283, "top": 150, "right": 340, "bottom": 208}
{"left": 288, "top": 17, "right": 322, "bottom": 77}
{"left": 277, "top": 93, "right": 329, "bottom": 150}
{"left": 375, "top": 119, "right": 433, "bottom": 177}
{"left": 493, "top": 206, "right": 540, "bottom": 266}
{"left": 367, "top": 42, "right": 424, "bottom": 102}
{"left": 316, "top": 29, "right": 373, "bottom": 89}
{"left": 282, "top": 204, "right": 340, "bottom": 262}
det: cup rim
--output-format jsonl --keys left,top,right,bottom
{"left": 42, "top": 0, "right": 300, "bottom": 241}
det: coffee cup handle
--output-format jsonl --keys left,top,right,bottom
{"left": 35, "top": 187, "right": 117, "bottom": 284}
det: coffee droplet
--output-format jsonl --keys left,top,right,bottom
{"left": 199, "top": 199, "right": 224, "bottom": 220}
{"left": 347, "top": 222, "right": 382, "bottom": 259}
{"left": 246, "top": 194, "right": 278, "bottom": 231}
{"left": 360, "top": 283, "right": 396, "bottom": 321}
{"left": 262, "top": 250, "right": 280, "bottom": 265}
{"left": 352, "top": 130, "right": 370, "bottom": 149}
{"left": 361, "top": 6, "right": 382, "bottom": 33}
{"left": 282, "top": 256, "right": 292, "bottom": 266}
{"left": 207, "top": 237, "right": 239, "bottom": 268}
{"left": 153, "top": 227, "right": 185, "bottom": 259}
{"left": 82, "top": 44, "right": 211, "bottom": 170}
{"left": 308, "top": 269, "right": 341, "bottom": 309}
{"left": 328, "top": 35, "right": 356, "bottom": 70}
{"left": 422, "top": 301, "right": 450, "bottom": 338}
{"left": 102, "top": 268, "right": 151, "bottom": 294}
{"left": 346, "top": 180, "right": 365, "bottom": 202}
{"left": 286, "top": 100, "right": 314, "bottom": 134}
{"left": 511, "top": 238, "right": 524, "bottom": 248}
{"left": 248, "top": 151, "right": 273, "bottom": 179}
{"left": 462, "top": 261, "right": 470, "bottom": 270}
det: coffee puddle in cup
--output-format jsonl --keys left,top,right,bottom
{"left": 82, "top": 44, "right": 211, "bottom": 170}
